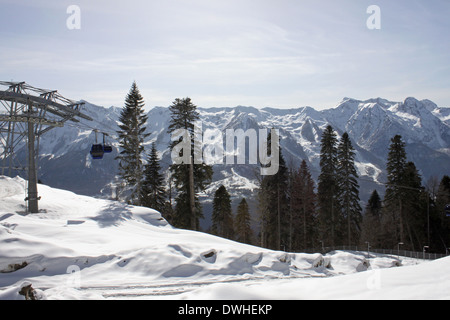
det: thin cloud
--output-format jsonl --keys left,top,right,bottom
{"left": 0, "top": 0, "right": 449, "bottom": 109}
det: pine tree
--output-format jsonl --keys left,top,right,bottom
{"left": 383, "top": 135, "right": 407, "bottom": 248}
{"left": 212, "top": 185, "right": 234, "bottom": 239}
{"left": 383, "top": 135, "right": 428, "bottom": 250}
{"left": 140, "top": 143, "right": 166, "bottom": 213}
{"left": 437, "top": 176, "right": 450, "bottom": 222}
{"left": 257, "top": 175, "right": 271, "bottom": 249}
{"left": 167, "top": 97, "right": 213, "bottom": 230}
{"left": 402, "top": 161, "right": 425, "bottom": 251}
{"left": 318, "top": 125, "right": 338, "bottom": 247}
{"left": 116, "top": 81, "right": 149, "bottom": 204}
{"left": 336, "top": 132, "right": 362, "bottom": 246}
{"left": 385, "top": 135, "right": 407, "bottom": 199}
{"left": 290, "top": 160, "right": 317, "bottom": 251}
{"left": 258, "top": 130, "right": 289, "bottom": 250}
{"left": 235, "top": 198, "right": 253, "bottom": 244}
{"left": 367, "top": 190, "right": 382, "bottom": 216}
{"left": 436, "top": 175, "right": 450, "bottom": 253}
{"left": 360, "top": 190, "right": 382, "bottom": 248}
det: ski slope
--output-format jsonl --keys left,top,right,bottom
{"left": 0, "top": 176, "right": 449, "bottom": 300}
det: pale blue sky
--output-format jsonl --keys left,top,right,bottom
{"left": 1, "top": 0, "right": 449, "bottom": 110}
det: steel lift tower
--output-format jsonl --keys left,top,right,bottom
{"left": 0, "top": 81, "right": 92, "bottom": 213}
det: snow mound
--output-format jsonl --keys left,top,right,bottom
{"left": 0, "top": 176, "right": 440, "bottom": 300}
{"left": 0, "top": 176, "right": 23, "bottom": 198}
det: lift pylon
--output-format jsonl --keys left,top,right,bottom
{"left": 0, "top": 81, "right": 93, "bottom": 213}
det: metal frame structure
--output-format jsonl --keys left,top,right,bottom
{"left": 0, "top": 81, "right": 92, "bottom": 213}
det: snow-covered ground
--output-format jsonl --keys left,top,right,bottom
{"left": 1, "top": 176, "right": 449, "bottom": 300}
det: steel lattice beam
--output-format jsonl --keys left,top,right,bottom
{"left": 0, "top": 81, "right": 93, "bottom": 213}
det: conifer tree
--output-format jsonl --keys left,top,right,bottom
{"left": 257, "top": 176, "right": 271, "bottom": 248}
{"left": 318, "top": 125, "right": 338, "bottom": 247}
{"left": 360, "top": 190, "right": 382, "bottom": 248}
{"left": 212, "top": 185, "right": 234, "bottom": 239}
{"left": 367, "top": 190, "right": 382, "bottom": 216}
{"left": 258, "top": 130, "right": 289, "bottom": 250}
{"left": 336, "top": 132, "right": 362, "bottom": 246}
{"left": 437, "top": 176, "right": 450, "bottom": 223}
{"left": 383, "top": 135, "right": 408, "bottom": 247}
{"left": 402, "top": 161, "right": 425, "bottom": 251}
{"left": 235, "top": 198, "right": 253, "bottom": 245}
{"left": 290, "top": 160, "right": 317, "bottom": 251}
{"left": 116, "top": 81, "right": 149, "bottom": 204}
{"left": 140, "top": 143, "right": 166, "bottom": 213}
{"left": 436, "top": 175, "right": 450, "bottom": 252}
{"left": 383, "top": 135, "right": 428, "bottom": 250}
{"left": 167, "top": 97, "right": 212, "bottom": 230}
{"left": 386, "top": 135, "right": 407, "bottom": 193}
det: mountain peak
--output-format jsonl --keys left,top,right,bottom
{"left": 233, "top": 105, "right": 260, "bottom": 114}
{"left": 396, "top": 97, "right": 436, "bottom": 118}
{"left": 404, "top": 97, "right": 420, "bottom": 105}
{"left": 341, "top": 97, "right": 359, "bottom": 103}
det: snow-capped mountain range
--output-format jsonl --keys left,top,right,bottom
{"left": 6, "top": 97, "right": 450, "bottom": 228}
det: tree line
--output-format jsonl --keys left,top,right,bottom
{"left": 257, "top": 125, "right": 450, "bottom": 253}
{"left": 115, "top": 82, "right": 450, "bottom": 254}
{"left": 361, "top": 135, "right": 450, "bottom": 253}
{"left": 257, "top": 125, "right": 363, "bottom": 251}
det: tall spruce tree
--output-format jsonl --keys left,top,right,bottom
{"left": 140, "top": 143, "right": 166, "bottom": 213}
{"left": 212, "top": 185, "right": 234, "bottom": 239}
{"left": 336, "top": 132, "right": 362, "bottom": 246}
{"left": 437, "top": 176, "right": 450, "bottom": 213}
{"left": 167, "top": 97, "right": 212, "bottom": 230}
{"left": 258, "top": 131, "right": 289, "bottom": 250}
{"left": 235, "top": 198, "right": 253, "bottom": 245}
{"left": 383, "top": 135, "right": 408, "bottom": 248}
{"left": 258, "top": 175, "right": 271, "bottom": 248}
{"left": 116, "top": 81, "right": 149, "bottom": 204}
{"left": 318, "top": 125, "right": 338, "bottom": 247}
{"left": 436, "top": 176, "right": 450, "bottom": 252}
{"left": 290, "top": 160, "right": 317, "bottom": 251}
{"left": 401, "top": 161, "right": 427, "bottom": 251}
{"left": 360, "top": 190, "right": 383, "bottom": 248}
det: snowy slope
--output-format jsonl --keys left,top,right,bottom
{"left": 181, "top": 255, "right": 450, "bottom": 300}
{"left": 1, "top": 176, "right": 448, "bottom": 300}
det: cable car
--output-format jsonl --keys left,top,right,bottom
{"left": 445, "top": 204, "right": 450, "bottom": 218}
{"left": 102, "top": 133, "right": 113, "bottom": 153}
{"left": 90, "top": 144, "right": 104, "bottom": 159}
{"left": 90, "top": 130, "right": 105, "bottom": 159}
